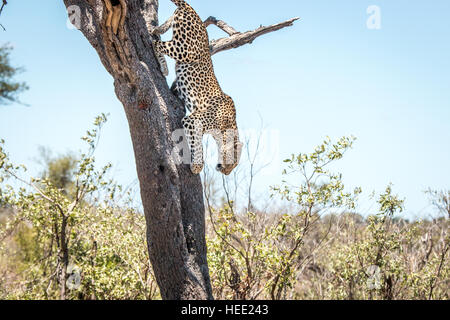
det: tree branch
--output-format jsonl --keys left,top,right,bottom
{"left": 170, "top": 16, "right": 299, "bottom": 89}
{"left": 0, "top": 0, "right": 6, "bottom": 15}
{"left": 204, "top": 16, "right": 239, "bottom": 36}
{"left": 0, "top": 0, "right": 7, "bottom": 31}
{"left": 208, "top": 17, "right": 300, "bottom": 55}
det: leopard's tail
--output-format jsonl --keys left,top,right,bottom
{"left": 170, "top": 0, "right": 187, "bottom": 7}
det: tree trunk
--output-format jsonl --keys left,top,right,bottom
{"left": 62, "top": 0, "right": 297, "bottom": 300}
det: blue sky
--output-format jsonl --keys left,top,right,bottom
{"left": 0, "top": 0, "right": 449, "bottom": 219}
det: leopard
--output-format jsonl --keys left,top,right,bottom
{"left": 150, "top": 0, "right": 243, "bottom": 176}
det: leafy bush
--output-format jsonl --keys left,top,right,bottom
{"left": 1, "top": 123, "right": 448, "bottom": 300}
{"left": 0, "top": 115, "right": 159, "bottom": 300}
{"left": 206, "top": 137, "right": 449, "bottom": 300}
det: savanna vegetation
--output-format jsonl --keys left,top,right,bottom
{"left": 0, "top": 12, "right": 447, "bottom": 300}
{"left": 1, "top": 116, "right": 448, "bottom": 300}
{"left": 0, "top": 44, "right": 27, "bottom": 105}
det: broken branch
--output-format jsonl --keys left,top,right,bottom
{"left": 0, "top": 0, "right": 7, "bottom": 30}
{"left": 204, "top": 16, "right": 239, "bottom": 36}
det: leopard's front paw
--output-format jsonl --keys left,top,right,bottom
{"left": 148, "top": 25, "right": 156, "bottom": 35}
{"left": 190, "top": 163, "right": 204, "bottom": 175}
{"left": 152, "top": 41, "right": 169, "bottom": 77}
{"left": 159, "top": 59, "right": 169, "bottom": 77}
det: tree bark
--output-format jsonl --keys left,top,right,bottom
{"left": 62, "top": 0, "right": 297, "bottom": 300}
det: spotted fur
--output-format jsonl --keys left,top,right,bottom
{"left": 152, "top": 0, "right": 243, "bottom": 175}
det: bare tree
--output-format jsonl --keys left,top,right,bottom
{"left": 426, "top": 189, "right": 450, "bottom": 219}
{"left": 0, "top": 1, "right": 7, "bottom": 30}
{"left": 62, "top": 0, "right": 297, "bottom": 300}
